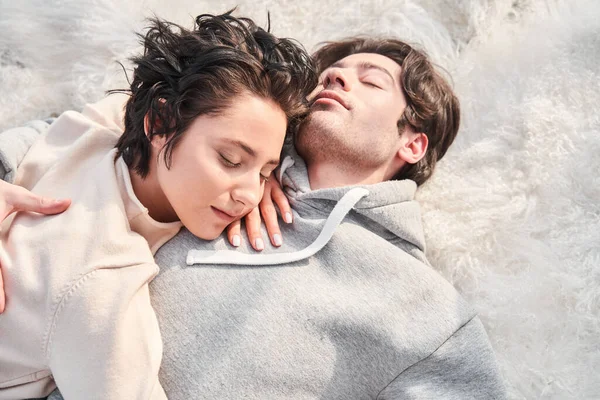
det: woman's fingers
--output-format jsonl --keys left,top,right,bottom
{"left": 244, "top": 207, "right": 265, "bottom": 251}
{"left": 259, "top": 175, "right": 293, "bottom": 247}
{"left": 226, "top": 219, "right": 242, "bottom": 247}
{"left": 13, "top": 194, "right": 71, "bottom": 215}
{"left": 233, "top": 175, "right": 293, "bottom": 251}
{"left": 0, "top": 181, "right": 71, "bottom": 314}
{"left": 259, "top": 195, "right": 282, "bottom": 247}
{"left": 269, "top": 178, "right": 292, "bottom": 225}
{"left": 1, "top": 180, "right": 70, "bottom": 220}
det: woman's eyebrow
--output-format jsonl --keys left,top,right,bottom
{"left": 221, "top": 138, "right": 279, "bottom": 165}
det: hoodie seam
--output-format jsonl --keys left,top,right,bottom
{"left": 43, "top": 262, "right": 157, "bottom": 362}
{"left": 374, "top": 314, "right": 478, "bottom": 399}
{"left": 0, "top": 369, "right": 53, "bottom": 387}
{"left": 43, "top": 269, "right": 99, "bottom": 361}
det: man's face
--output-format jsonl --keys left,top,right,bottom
{"left": 296, "top": 52, "right": 409, "bottom": 174}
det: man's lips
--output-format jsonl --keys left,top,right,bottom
{"left": 313, "top": 90, "right": 350, "bottom": 110}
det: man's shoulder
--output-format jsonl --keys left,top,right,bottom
{"left": 149, "top": 226, "right": 480, "bottom": 399}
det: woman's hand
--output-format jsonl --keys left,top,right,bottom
{"left": 0, "top": 180, "right": 71, "bottom": 220}
{"left": 0, "top": 180, "right": 71, "bottom": 313}
{"left": 226, "top": 173, "right": 293, "bottom": 251}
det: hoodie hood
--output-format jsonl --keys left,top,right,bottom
{"left": 187, "top": 142, "right": 426, "bottom": 266}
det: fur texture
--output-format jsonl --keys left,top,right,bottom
{"left": 0, "top": 0, "right": 598, "bottom": 398}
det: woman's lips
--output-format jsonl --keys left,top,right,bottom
{"left": 211, "top": 206, "right": 236, "bottom": 222}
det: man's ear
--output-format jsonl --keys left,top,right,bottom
{"left": 397, "top": 132, "right": 428, "bottom": 164}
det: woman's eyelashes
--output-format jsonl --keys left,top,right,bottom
{"left": 220, "top": 152, "right": 272, "bottom": 182}
{"left": 219, "top": 153, "right": 241, "bottom": 168}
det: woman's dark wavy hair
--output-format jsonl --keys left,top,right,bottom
{"left": 312, "top": 38, "right": 460, "bottom": 186}
{"left": 113, "top": 11, "right": 317, "bottom": 177}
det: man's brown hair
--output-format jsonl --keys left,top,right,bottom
{"left": 312, "top": 38, "right": 460, "bottom": 186}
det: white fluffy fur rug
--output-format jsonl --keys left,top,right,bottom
{"left": 1, "top": 0, "right": 598, "bottom": 398}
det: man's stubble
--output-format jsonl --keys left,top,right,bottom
{"left": 295, "top": 109, "right": 390, "bottom": 173}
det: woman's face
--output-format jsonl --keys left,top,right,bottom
{"left": 152, "top": 94, "right": 287, "bottom": 240}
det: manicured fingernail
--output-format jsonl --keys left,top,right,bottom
{"left": 232, "top": 235, "right": 241, "bottom": 247}
{"left": 284, "top": 212, "right": 293, "bottom": 223}
{"left": 273, "top": 233, "right": 282, "bottom": 246}
{"left": 255, "top": 238, "right": 264, "bottom": 251}
{"left": 52, "top": 198, "right": 70, "bottom": 206}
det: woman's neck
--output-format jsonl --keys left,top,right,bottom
{"left": 128, "top": 160, "right": 178, "bottom": 223}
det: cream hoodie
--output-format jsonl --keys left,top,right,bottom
{"left": 0, "top": 94, "right": 181, "bottom": 399}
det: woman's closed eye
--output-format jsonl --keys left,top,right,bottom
{"left": 260, "top": 168, "right": 276, "bottom": 182}
{"left": 221, "top": 152, "right": 273, "bottom": 182}
{"left": 219, "top": 153, "right": 241, "bottom": 168}
{"left": 260, "top": 174, "right": 270, "bottom": 182}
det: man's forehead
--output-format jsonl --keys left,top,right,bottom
{"left": 330, "top": 53, "right": 401, "bottom": 78}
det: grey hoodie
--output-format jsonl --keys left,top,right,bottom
{"left": 1, "top": 123, "right": 506, "bottom": 399}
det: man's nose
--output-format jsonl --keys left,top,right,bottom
{"left": 323, "top": 67, "right": 352, "bottom": 91}
{"left": 231, "top": 175, "right": 263, "bottom": 211}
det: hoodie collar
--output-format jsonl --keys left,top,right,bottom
{"left": 279, "top": 142, "right": 426, "bottom": 253}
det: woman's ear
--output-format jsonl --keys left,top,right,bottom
{"left": 397, "top": 132, "right": 428, "bottom": 164}
{"left": 144, "top": 99, "right": 168, "bottom": 149}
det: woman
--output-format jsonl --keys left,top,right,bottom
{"left": 0, "top": 11, "right": 315, "bottom": 399}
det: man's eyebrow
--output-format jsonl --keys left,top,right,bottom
{"left": 330, "top": 60, "right": 395, "bottom": 83}
{"left": 357, "top": 61, "right": 395, "bottom": 83}
{"left": 222, "top": 139, "right": 279, "bottom": 165}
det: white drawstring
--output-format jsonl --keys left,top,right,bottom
{"left": 186, "top": 187, "right": 369, "bottom": 266}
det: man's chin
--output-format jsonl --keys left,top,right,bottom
{"left": 298, "top": 111, "right": 344, "bottom": 145}
{"left": 300, "top": 109, "right": 344, "bottom": 134}
{"left": 308, "top": 105, "right": 342, "bottom": 118}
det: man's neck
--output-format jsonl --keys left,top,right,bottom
{"left": 306, "top": 160, "right": 387, "bottom": 190}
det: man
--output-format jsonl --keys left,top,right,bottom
{"left": 0, "top": 36, "right": 506, "bottom": 399}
